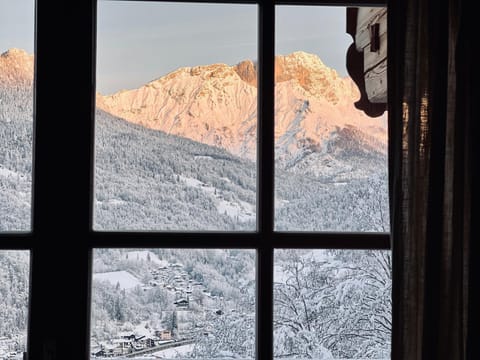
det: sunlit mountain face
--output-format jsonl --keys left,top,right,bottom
{"left": 97, "top": 51, "right": 387, "bottom": 166}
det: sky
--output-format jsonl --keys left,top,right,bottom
{"left": 0, "top": 0, "right": 353, "bottom": 95}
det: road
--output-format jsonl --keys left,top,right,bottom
{"left": 124, "top": 338, "right": 195, "bottom": 358}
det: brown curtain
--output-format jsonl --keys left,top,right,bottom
{"left": 387, "top": 0, "right": 477, "bottom": 358}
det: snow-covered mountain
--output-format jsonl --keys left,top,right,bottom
{"left": 0, "top": 47, "right": 388, "bottom": 232}
{"left": 97, "top": 51, "right": 387, "bottom": 167}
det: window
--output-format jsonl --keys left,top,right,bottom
{"left": 0, "top": 0, "right": 34, "bottom": 356}
{"left": 1, "top": 0, "right": 390, "bottom": 359}
{"left": 94, "top": 1, "right": 258, "bottom": 231}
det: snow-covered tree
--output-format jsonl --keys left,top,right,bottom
{"left": 274, "top": 249, "right": 391, "bottom": 359}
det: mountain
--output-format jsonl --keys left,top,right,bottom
{"left": 97, "top": 51, "right": 387, "bottom": 168}
{"left": 0, "top": 47, "right": 388, "bottom": 232}
{"left": 0, "top": 48, "right": 34, "bottom": 87}
{"left": 0, "top": 47, "right": 387, "bottom": 175}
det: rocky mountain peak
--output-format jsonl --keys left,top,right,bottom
{"left": 96, "top": 51, "right": 386, "bottom": 163}
{"left": 234, "top": 60, "right": 257, "bottom": 87}
{"left": 275, "top": 51, "right": 356, "bottom": 104}
{"left": 0, "top": 48, "right": 34, "bottom": 86}
{"left": 225, "top": 52, "right": 358, "bottom": 105}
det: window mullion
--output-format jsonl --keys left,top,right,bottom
{"left": 257, "top": 1, "right": 275, "bottom": 360}
{"left": 258, "top": 0, "right": 275, "bottom": 236}
{"left": 28, "top": 1, "right": 95, "bottom": 359}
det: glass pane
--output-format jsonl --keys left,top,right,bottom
{"left": 274, "top": 6, "right": 389, "bottom": 232}
{"left": 90, "top": 248, "right": 255, "bottom": 360}
{"left": 274, "top": 249, "right": 391, "bottom": 359}
{"left": 0, "top": 0, "right": 35, "bottom": 232}
{"left": 0, "top": 250, "right": 30, "bottom": 358}
{"left": 94, "top": 2, "right": 257, "bottom": 231}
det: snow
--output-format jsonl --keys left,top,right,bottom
{"left": 106, "top": 198, "right": 127, "bottom": 206}
{"left": 274, "top": 250, "right": 331, "bottom": 284}
{"left": 193, "top": 155, "right": 214, "bottom": 160}
{"left": 273, "top": 265, "right": 288, "bottom": 284}
{"left": 124, "top": 250, "right": 168, "bottom": 266}
{"left": 179, "top": 176, "right": 255, "bottom": 222}
{"left": 152, "top": 343, "right": 194, "bottom": 358}
{"left": 92, "top": 270, "right": 141, "bottom": 290}
{"left": 216, "top": 198, "right": 254, "bottom": 221}
{"left": 0, "top": 166, "right": 26, "bottom": 180}
{"left": 180, "top": 176, "right": 203, "bottom": 188}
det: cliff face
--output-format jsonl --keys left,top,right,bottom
{"left": 0, "top": 48, "right": 34, "bottom": 87}
{"left": 0, "top": 47, "right": 386, "bottom": 165}
{"left": 97, "top": 51, "right": 386, "bottom": 162}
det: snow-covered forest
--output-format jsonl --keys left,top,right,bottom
{"left": 0, "top": 83, "right": 33, "bottom": 232}
{"left": 1, "top": 53, "right": 391, "bottom": 359}
{"left": 94, "top": 108, "right": 389, "bottom": 232}
{"left": 0, "top": 251, "right": 29, "bottom": 358}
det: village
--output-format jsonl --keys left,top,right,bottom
{"left": 90, "top": 251, "right": 230, "bottom": 359}
{"left": 0, "top": 336, "right": 24, "bottom": 360}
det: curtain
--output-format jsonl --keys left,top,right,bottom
{"left": 387, "top": 0, "right": 477, "bottom": 358}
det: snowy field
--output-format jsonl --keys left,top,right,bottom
{"left": 152, "top": 343, "right": 194, "bottom": 358}
{"left": 92, "top": 270, "right": 141, "bottom": 290}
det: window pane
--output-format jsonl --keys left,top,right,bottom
{"left": 274, "top": 249, "right": 391, "bottom": 359}
{"left": 94, "top": 2, "right": 257, "bottom": 231}
{"left": 0, "top": 0, "right": 35, "bottom": 232}
{"left": 91, "top": 248, "right": 255, "bottom": 360}
{"left": 0, "top": 250, "right": 30, "bottom": 358}
{"left": 274, "top": 6, "right": 389, "bottom": 232}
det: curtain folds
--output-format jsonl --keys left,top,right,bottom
{"left": 388, "top": 0, "right": 476, "bottom": 358}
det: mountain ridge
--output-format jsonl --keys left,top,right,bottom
{"left": 0, "top": 47, "right": 389, "bottom": 232}
{"left": 95, "top": 51, "right": 387, "bottom": 163}
{"left": 0, "top": 48, "right": 34, "bottom": 86}
{"left": 0, "top": 47, "right": 387, "bottom": 170}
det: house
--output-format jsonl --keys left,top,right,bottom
{"left": 155, "top": 329, "right": 172, "bottom": 341}
{"left": 111, "top": 338, "right": 133, "bottom": 356}
{"left": 174, "top": 298, "right": 189, "bottom": 307}
{"left": 144, "top": 336, "right": 159, "bottom": 347}
{"left": 94, "top": 343, "right": 118, "bottom": 358}
{"left": 91, "top": 348, "right": 108, "bottom": 358}
{"left": 117, "top": 331, "right": 136, "bottom": 341}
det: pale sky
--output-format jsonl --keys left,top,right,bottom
{"left": 1, "top": 0, "right": 353, "bottom": 95}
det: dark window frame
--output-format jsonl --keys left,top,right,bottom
{"left": 0, "top": 0, "right": 389, "bottom": 359}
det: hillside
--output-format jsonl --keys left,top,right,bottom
{"left": 95, "top": 108, "right": 388, "bottom": 231}
{"left": 0, "top": 49, "right": 34, "bottom": 232}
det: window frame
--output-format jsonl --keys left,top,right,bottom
{"left": 0, "top": 0, "right": 389, "bottom": 359}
